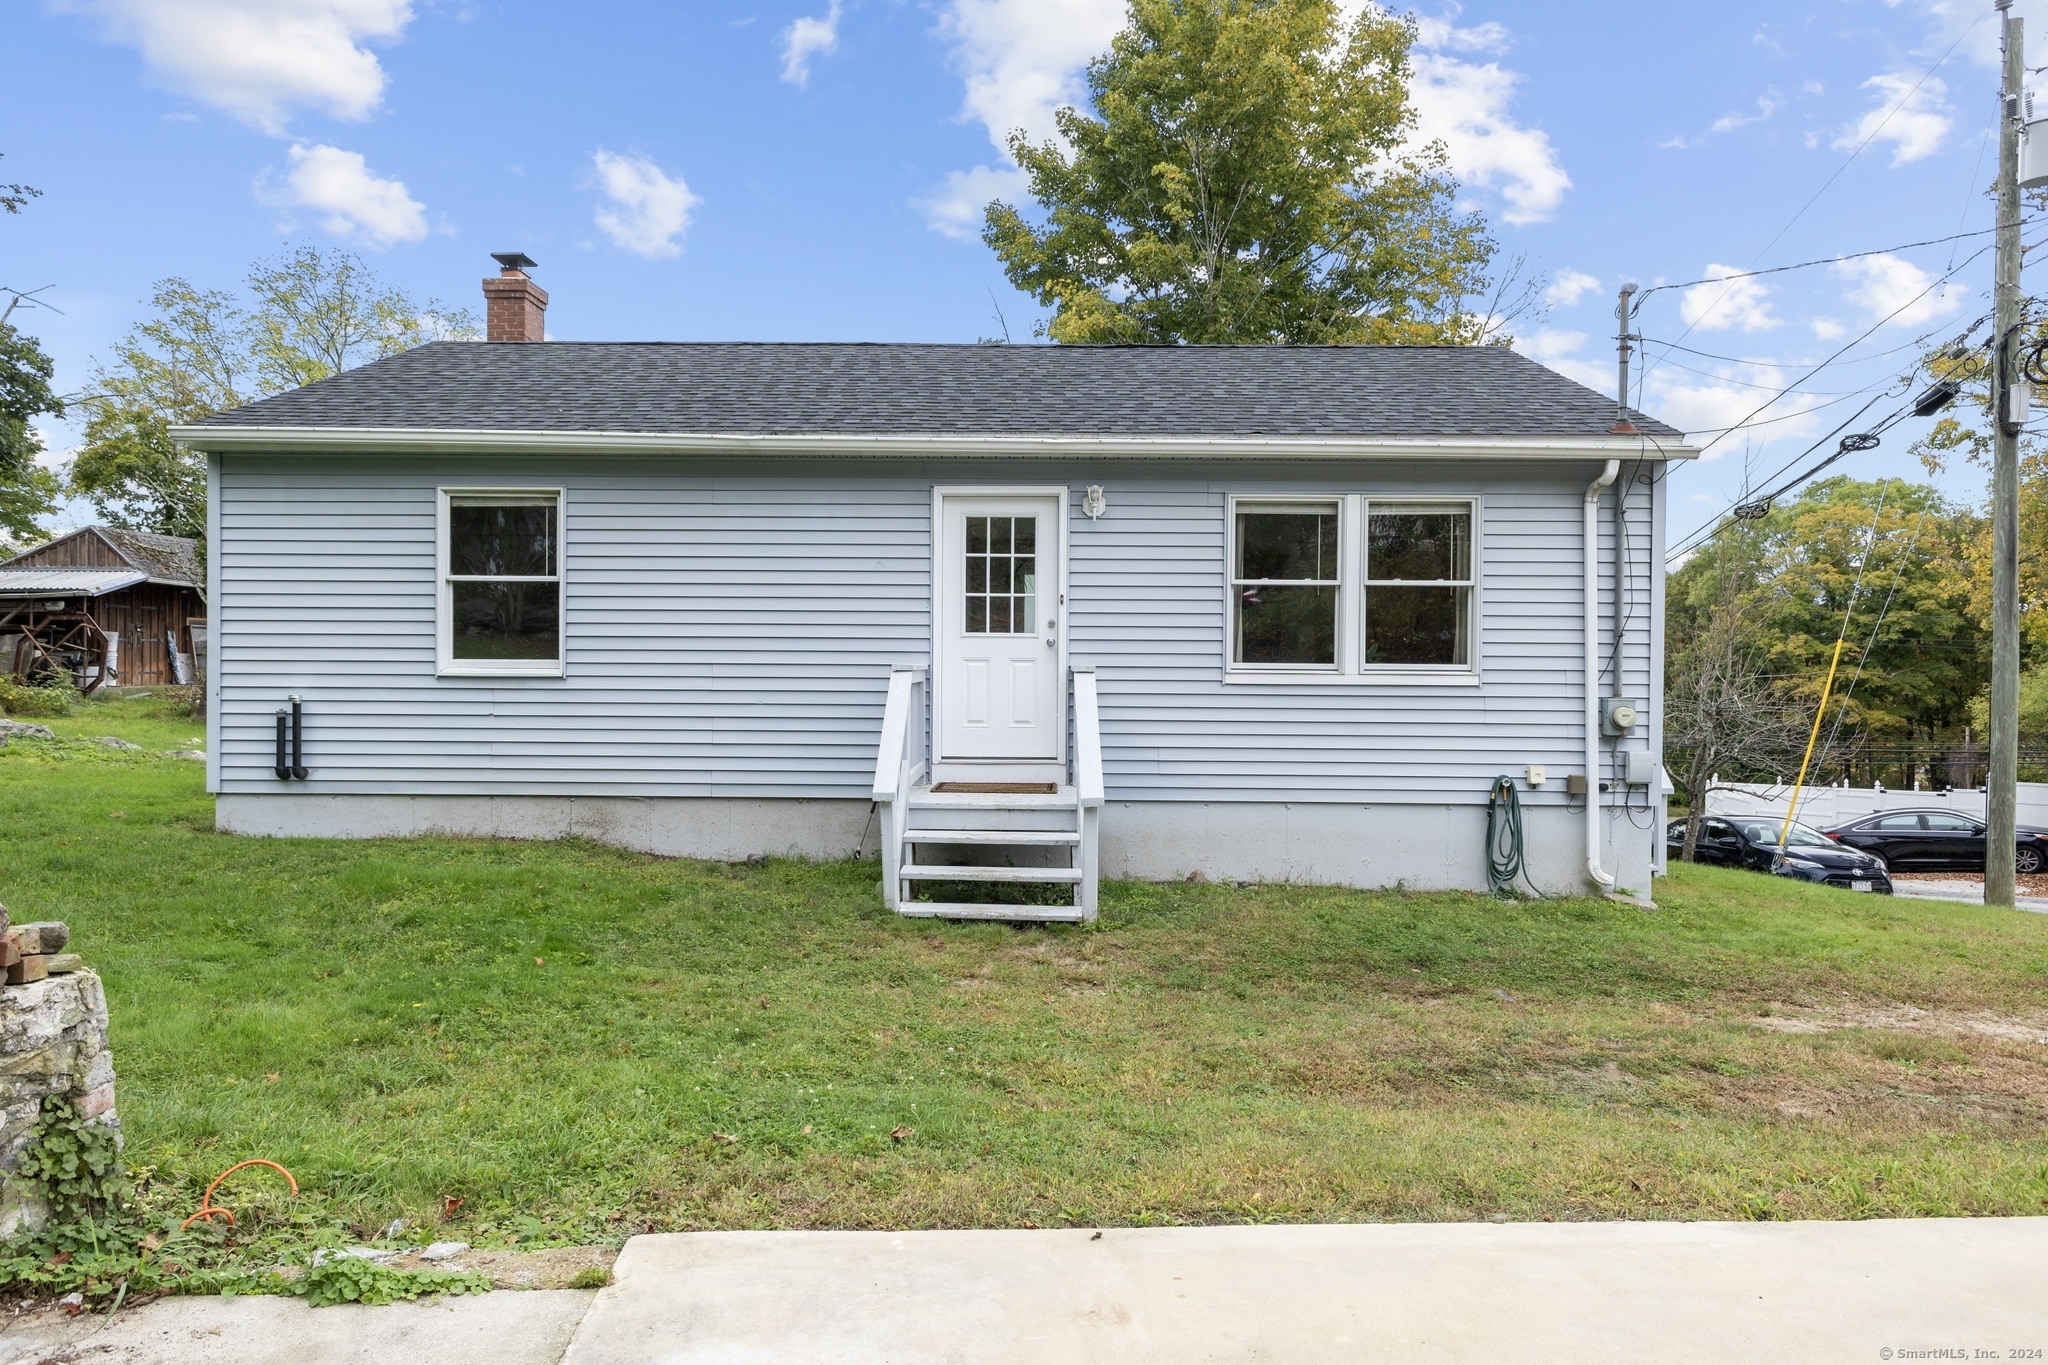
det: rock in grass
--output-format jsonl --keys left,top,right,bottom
{"left": 44, "top": 954, "right": 82, "bottom": 974}
{"left": 0, "top": 722, "right": 54, "bottom": 740}
{"left": 15, "top": 923, "right": 67, "bottom": 955}
{"left": 167, "top": 749, "right": 205, "bottom": 761}
{"left": 311, "top": 1246, "right": 398, "bottom": 1266}
{"left": 419, "top": 1241, "right": 470, "bottom": 1261}
{"left": 92, "top": 736, "right": 141, "bottom": 751}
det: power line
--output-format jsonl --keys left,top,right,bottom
{"left": 1638, "top": 225, "right": 2004, "bottom": 300}
{"left": 1685, "top": 242, "right": 1992, "bottom": 464}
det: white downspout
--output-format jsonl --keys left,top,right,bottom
{"left": 1586, "top": 459, "right": 1621, "bottom": 890}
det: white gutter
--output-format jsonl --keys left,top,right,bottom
{"left": 168, "top": 424, "right": 1700, "bottom": 462}
{"left": 1585, "top": 459, "right": 1621, "bottom": 891}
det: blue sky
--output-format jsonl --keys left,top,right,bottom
{"left": 1, "top": 0, "right": 2034, "bottom": 549}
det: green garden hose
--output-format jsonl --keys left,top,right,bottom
{"left": 1486, "top": 775, "right": 1541, "bottom": 898}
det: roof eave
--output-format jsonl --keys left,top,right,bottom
{"left": 170, "top": 425, "right": 1699, "bottom": 461}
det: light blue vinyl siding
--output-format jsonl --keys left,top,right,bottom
{"left": 214, "top": 453, "right": 1662, "bottom": 808}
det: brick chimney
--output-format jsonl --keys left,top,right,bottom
{"left": 483, "top": 252, "right": 547, "bottom": 342}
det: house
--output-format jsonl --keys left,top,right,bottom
{"left": 172, "top": 256, "right": 1694, "bottom": 918}
{"left": 0, "top": 526, "right": 205, "bottom": 691}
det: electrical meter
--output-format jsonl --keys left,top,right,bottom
{"left": 1602, "top": 698, "right": 1639, "bottom": 736}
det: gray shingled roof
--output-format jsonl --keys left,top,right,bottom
{"left": 192, "top": 342, "right": 1682, "bottom": 441}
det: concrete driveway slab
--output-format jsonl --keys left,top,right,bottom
{"left": 0, "top": 1287, "right": 593, "bottom": 1365}
{"left": 563, "top": 1219, "right": 2048, "bottom": 1364}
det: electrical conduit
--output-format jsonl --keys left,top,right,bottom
{"left": 1585, "top": 459, "right": 1621, "bottom": 890}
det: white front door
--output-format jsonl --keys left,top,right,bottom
{"left": 937, "top": 493, "right": 1061, "bottom": 761}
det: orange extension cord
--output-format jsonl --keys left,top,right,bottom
{"left": 179, "top": 1159, "right": 299, "bottom": 1230}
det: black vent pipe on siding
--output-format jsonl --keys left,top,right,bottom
{"left": 274, "top": 710, "right": 291, "bottom": 780}
{"left": 289, "top": 695, "right": 309, "bottom": 780}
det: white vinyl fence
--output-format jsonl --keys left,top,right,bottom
{"left": 1701, "top": 780, "right": 2048, "bottom": 831}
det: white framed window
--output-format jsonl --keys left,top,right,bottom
{"left": 1363, "top": 502, "right": 1473, "bottom": 669}
{"left": 437, "top": 487, "right": 564, "bottom": 678}
{"left": 1230, "top": 500, "right": 1342, "bottom": 671}
{"left": 1225, "top": 494, "right": 1477, "bottom": 683}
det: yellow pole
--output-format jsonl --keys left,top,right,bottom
{"left": 1779, "top": 637, "right": 1849, "bottom": 851}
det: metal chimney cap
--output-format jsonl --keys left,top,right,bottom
{"left": 491, "top": 251, "right": 538, "bottom": 271}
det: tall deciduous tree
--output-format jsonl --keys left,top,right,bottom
{"left": 982, "top": 0, "right": 1498, "bottom": 345}
{"left": 73, "top": 246, "right": 476, "bottom": 542}
{"left": 1667, "top": 477, "right": 1984, "bottom": 785}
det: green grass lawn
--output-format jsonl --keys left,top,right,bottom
{"left": 4, "top": 693, "right": 2048, "bottom": 1246}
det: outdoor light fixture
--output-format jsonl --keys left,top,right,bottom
{"left": 1082, "top": 486, "right": 1107, "bottom": 519}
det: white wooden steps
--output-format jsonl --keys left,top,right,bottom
{"left": 872, "top": 667, "right": 1104, "bottom": 923}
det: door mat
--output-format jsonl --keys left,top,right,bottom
{"left": 931, "top": 782, "right": 1060, "bottom": 794}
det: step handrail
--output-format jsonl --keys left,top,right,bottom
{"left": 1074, "top": 668, "right": 1104, "bottom": 809}
{"left": 873, "top": 665, "right": 927, "bottom": 912}
{"left": 1073, "top": 667, "right": 1102, "bottom": 922}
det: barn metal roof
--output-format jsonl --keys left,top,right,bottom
{"left": 0, "top": 569, "right": 148, "bottom": 597}
{"left": 181, "top": 342, "right": 1684, "bottom": 443}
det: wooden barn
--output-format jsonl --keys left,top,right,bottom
{"left": 0, "top": 527, "right": 205, "bottom": 691}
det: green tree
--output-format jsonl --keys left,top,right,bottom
{"left": 0, "top": 323, "right": 63, "bottom": 542}
{"left": 982, "top": 0, "right": 1497, "bottom": 345}
{"left": 72, "top": 246, "right": 476, "bottom": 541}
{"left": 1667, "top": 478, "right": 1984, "bottom": 782}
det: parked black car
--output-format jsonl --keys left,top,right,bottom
{"left": 1821, "top": 809, "right": 2048, "bottom": 874}
{"left": 1667, "top": 816, "right": 1894, "bottom": 893}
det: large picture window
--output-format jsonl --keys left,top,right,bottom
{"left": 1232, "top": 503, "right": 1339, "bottom": 667}
{"left": 1225, "top": 495, "right": 1477, "bottom": 680}
{"left": 439, "top": 489, "right": 562, "bottom": 676}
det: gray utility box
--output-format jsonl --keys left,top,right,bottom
{"left": 1601, "top": 697, "right": 1641, "bottom": 737}
{"left": 1623, "top": 749, "right": 1659, "bottom": 787}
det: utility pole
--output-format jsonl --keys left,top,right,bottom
{"left": 1989, "top": 1, "right": 2023, "bottom": 910}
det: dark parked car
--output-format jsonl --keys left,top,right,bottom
{"left": 1667, "top": 816, "right": 1893, "bottom": 893}
{"left": 1821, "top": 809, "right": 2048, "bottom": 874}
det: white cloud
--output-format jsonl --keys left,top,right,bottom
{"left": 1680, "top": 264, "right": 1781, "bottom": 333}
{"left": 259, "top": 143, "right": 426, "bottom": 246}
{"left": 779, "top": 0, "right": 841, "bottom": 88}
{"left": 1830, "top": 252, "right": 1957, "bottom": 327}
{"left": 1710, "top": 91, "right": 1783, "bottom": 134}
{"left": 1545, "top": 269, "right": 1602, "bottom": 309}
{"left": 1410, "top": 14, "right": 1507, "bottom": 54}
{"left": 919, "top": 164, "right": 1030, "bottom": 240}
{"left": 936, "top": 0, "right": 1125, "bottom": 156}
{"left": 1512, "top": 328, "right": 1610, "bottom": 394}
{"left": 58, "top": 0, "right": 412, "bottom": 134}
{"left": 1834, "top": 72, "right": 1952, "bottom": 166}
{"left": 1811, "top": 316, "right": 1846, "bottom": 340}
{"left": 1405, "top": 19, "right": 1571, "bottom": 225}
{"left": 589, "top": 150, "right": 700, "bottom": 259}
{"left": 1645, "top": 371, "right": 1822, "bottom": 455}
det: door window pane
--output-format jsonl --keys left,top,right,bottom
{"left": 1924, "top": 813, "right": 1976, "bottom": 831}
{"left": 1232, "top": 507, "right": 1339, "bottom": 667}
{"left": 965, "top": 515, "right": 1036, "bottom": 635}
{"left": 1364, "top": 505, "right": 1472, "bottom": 667}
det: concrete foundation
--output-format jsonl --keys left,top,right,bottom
{"left": 218, "top": 794, "right": 1656, "bottom": 896}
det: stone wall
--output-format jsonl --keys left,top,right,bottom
{"left": 0, "top": 971, "right": 118, "bottom": 1236}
